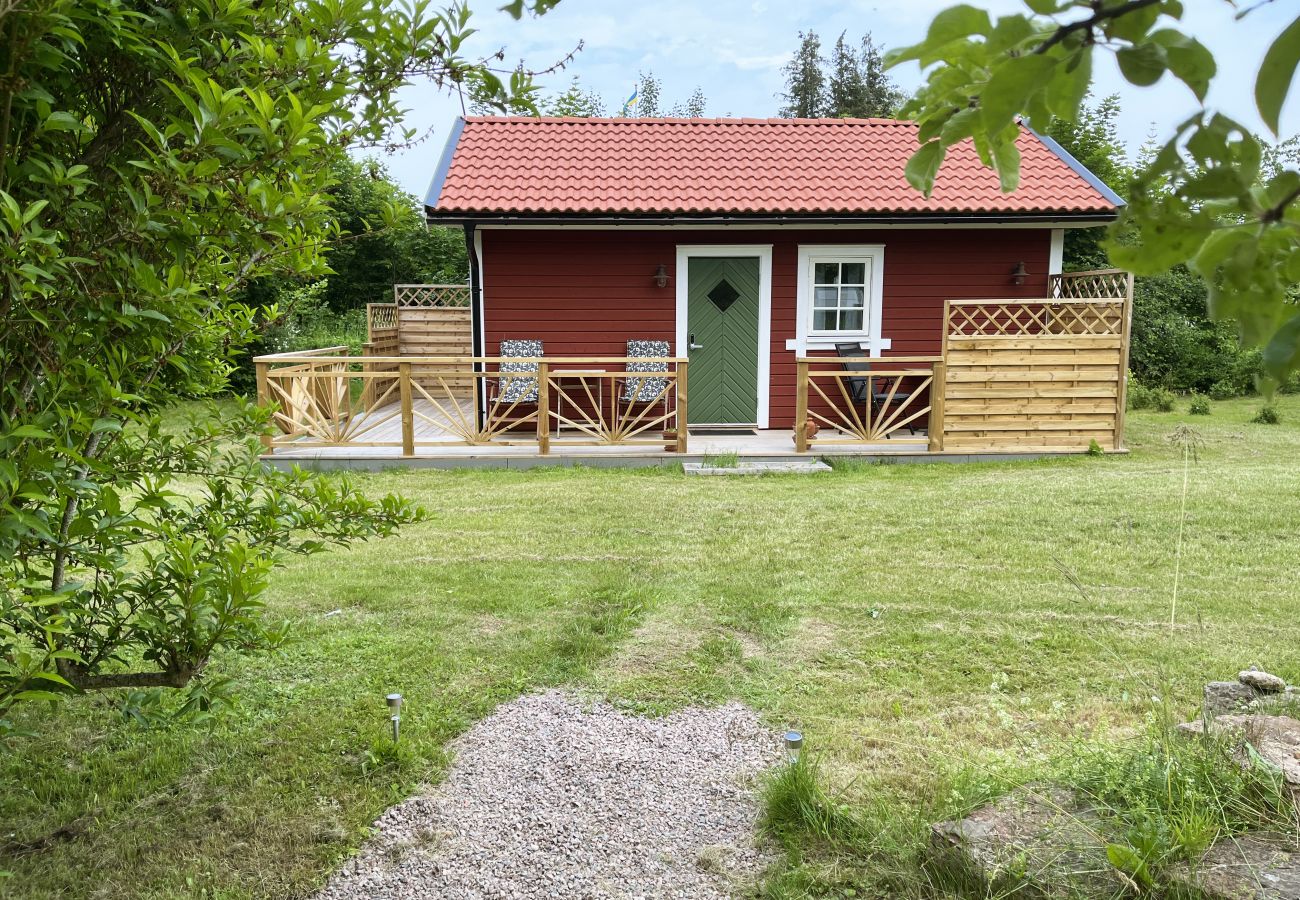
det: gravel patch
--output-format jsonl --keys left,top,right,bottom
{"left": 314, "top": 689, "right": 780, "bottom": 899}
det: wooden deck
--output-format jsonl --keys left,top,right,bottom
{"left": 254, "top": 271, "right": 1135, "bottom": 468}
{"left": 266, "top": 398, "right": 934, "bottom": 464}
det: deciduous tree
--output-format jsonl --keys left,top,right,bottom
{"left": 889, "top": 1, "right": 1300, "bottom": 384}
{"left": 0, "top": 0, "right": 553, "bottom": 733}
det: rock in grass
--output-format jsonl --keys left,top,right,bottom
{"left": 1240, "top": 669, "right": 1289, "bottom": 694}
{"left": 1179, "top": 715, "right": 1300, "bottom": 788}
{"left": 930, "top": 785, "right": 1125, "bottom": 897}
{"left": 1168, "top": 833, "right": 1300, "bottom": 900}
{"left": 1207, "top": 681, "right": 1269, "bottom": 717}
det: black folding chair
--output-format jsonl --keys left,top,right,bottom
{"left": 834, "top": 343, "right": 916, "bottom": 436}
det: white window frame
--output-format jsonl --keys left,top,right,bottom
{"left": 790, "top": 244, "right": 889, "bottom": 354}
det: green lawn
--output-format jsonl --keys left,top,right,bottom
{"left": 3, "top": 397, "right": 1299, "bottom": 898}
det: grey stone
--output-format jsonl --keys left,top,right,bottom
{"left": 1208, "top": 681, "right": 1269, "bottom": 717}
{"left": 930, "top": 785, "right": 1124, "bottom": 897}
{"left": 1241, "top": 670, "right": 1290, "bottom": 694}
{"left": 1180, "top": 715, "right": 1300, "bottom": 787}
{"left": 1169, "top": 833, "right": 1300, "bottom": 900}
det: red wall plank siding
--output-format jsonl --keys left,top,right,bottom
{"left": 480, "top": 228, "right": 1052, "bottom": 426}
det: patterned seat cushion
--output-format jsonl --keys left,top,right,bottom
{"left": 498, "top": 339, "right": 542, "bottom": 404}
{"left": 622, "top": 339, "right": 670, "bottom": 403}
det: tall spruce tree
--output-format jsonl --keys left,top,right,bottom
{"left": 778, "top": 31, "right": 826, "bottom": 118}
{"left": 857, "top": 33, "right": 905, "bottom": 117}
{"left": 828, "top": 33, "right": 868, "bottom": 118}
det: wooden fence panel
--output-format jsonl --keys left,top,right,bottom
{"left": 940, "top": 277, "right": 1132, "bottom": 452}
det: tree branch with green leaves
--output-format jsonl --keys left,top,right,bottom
{"left": 888, "top": 0, "right": 1300, "bottom": 383}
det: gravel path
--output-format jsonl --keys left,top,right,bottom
{"left": 313, "top": 689, "right": 780, "bottom": 899}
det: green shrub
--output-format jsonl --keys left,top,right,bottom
{"left": 1087, "top": 439, "right": 1104, "bottom": 455}
{"left": 1151, "top": 387, "right": 1175, "bottom": 412}
{"left": 1126, "top": 377, "right": 1153, "bottom": 410}
{"left": 1188, "top": 394, "right": 1210, "bottom": 415}
{"left": 1208, "top": 380, "right": 1237, "bottom": 401}
{"left": 1252, "top": 405, "right": 1280, "bottom": 425}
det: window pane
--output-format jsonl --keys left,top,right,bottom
{"left": 840, "top": 310, "right": 863, "bottom": 331}
{"left": 813, "top": 309, "right": 838, "bottom": 331}
{"left": 840, "top": 262, "right": 866, "bottom": 284}
{"left": 840, "top": 286, "right": 865, "bottom": 308}
{"left": 813, "top": 262, "right": 838, "bottom": 285}
{"left": 813, "top": 286, "right": 838, "bottom": 307}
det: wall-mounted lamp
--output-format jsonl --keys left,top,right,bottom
{"left": 1010, "top": 261, "right": 1029, "bottom": 285}
{"left": 653, "top": 263, "right": 670, "bottom": 289}
{"left": 386, "top": 692, "right": 403, "bottom": 742}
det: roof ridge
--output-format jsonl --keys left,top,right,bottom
{"left": 463, "top": 116, "right": 913, "bottom": 126}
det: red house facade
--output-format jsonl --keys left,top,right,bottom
{"left": 425, "top": 117, "right": 1122, "bottom": 431}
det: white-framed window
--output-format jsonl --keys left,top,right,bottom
{"left": 790, "top": 244, "right": 889, "bottom": 354}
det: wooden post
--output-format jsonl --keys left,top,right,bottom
{"left": 675, "top": 361, "right": 688, "bottom": 453}
{"left": 537, "top": 361, "right": 550, "bottom": 455}
{"left": 399, "top": 362, "right": 414, "bottom": 457}
{"left": 795, "top": 359, "right": 809, "bottom": 453}
{"left": 254, "top": 361, "right": 273, "bottom": 449}
{"left": 928, "top": 360, "right": 946, "bottom": 452}
{"left": 1113, "top": 273, "right": 1135, "bottom": 450}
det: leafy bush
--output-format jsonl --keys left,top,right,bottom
{"left": 1151, "top": 387, "right": 1175, "bottom": 412}
{"left": 1252, "top": 405, "right": 1280, "bottom": 425}
{"left": 1188, "top": 394, "right": 1210, "bottom": 415}
{"left": 1126, "top": 377, "right": 1153, "bottom": 410}
{"left": 1208, "top": 380, "right": 1238, "bottom": 401}
{"left": 230, "top": 283, "right": 367, "bottom": 394}
{"left": 1128, "top": 268, "right": 1260, "bottom": 394}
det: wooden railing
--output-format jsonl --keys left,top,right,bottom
{"left": 393, "top": 284, "right": 471, "bottom": 308}
{"left": 367, "top": 302, "right": 398, "bottom": 335}
{"left": 253, "top": 352, "right": 688, "bottom": 456}
{"left": 794, "top": 357, "right": 943, "bottom": 452}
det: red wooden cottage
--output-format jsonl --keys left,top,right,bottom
{"left": 422, "top": 116, "right": 1123, "bottom": 436}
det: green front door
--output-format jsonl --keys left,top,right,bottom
{"left": 686, "top": 256, "right": 760, "bottom": 425}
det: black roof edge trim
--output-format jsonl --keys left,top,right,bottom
{"left": 1026, "top": 126, "right": 1126, "bottom": 208}
{"left": 423, "top": 116, "right": 465, "bottom": 210}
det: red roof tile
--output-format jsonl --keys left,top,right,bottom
{"left": 426, "top": 117, "right": 1120, "bottom": 218}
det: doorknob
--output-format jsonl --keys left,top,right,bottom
{"left": 689, "top": 332, "right": 704, "bottom": 351}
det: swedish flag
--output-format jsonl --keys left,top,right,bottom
{"left": 621, "top": 85, "right": 639, "bottom": 117}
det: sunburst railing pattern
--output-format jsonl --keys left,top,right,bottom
{"left": 794, "top": 357, "right": 942, "bottom": 452}
{"left": 253, "top": 353, "right": 688, "bottom": 455}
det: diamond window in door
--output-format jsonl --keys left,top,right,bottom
{"left": 707, "top": 279, "right": 740, "bottom": 313}
{"left": 812, "top": 260, "right": 868, "bottom": 332}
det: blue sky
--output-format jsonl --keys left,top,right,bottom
{"left": 371, "top": 0, "right": 1300, "bottom": 199}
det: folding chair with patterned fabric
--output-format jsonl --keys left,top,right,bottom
{"left": 619, "top": 339, "right": 671, "bottom": 414}
{"left": 494, "top": 339, "right": 542, "bottom": 406}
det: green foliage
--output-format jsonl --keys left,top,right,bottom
{"left": 1047, "top": 95, "right": 1130, "bottom": 269}
{"left": 1067, "top": 720, "right": 1295, "bottom": 871}
{"left": 315, "top": 157, "right": 467, "bottom": 313}
{"left": 1086, "top": 438, "right": 1104, "bottom": 455}
{"left": 1188, "top": 394, "right": 1211, "bottom": 415}
{"left": 890, "top": 2, "right": 1300, "bottom": 384}
{"left": 1252, "top": 404, "right": 1280, "bottom": 424}
{"left": 1129, "top": 267, "right": 1261, "bottom": 394}
{"left": 0, "top": 0, "right": 544, "bottom": 728}
{"left": 761, "top": 757, "right": 871, "bottom": 851}
{"left": 782, "top": 30, "right": 904, "bottom": 118}
{"left": 779, "top": 31, "right": 827, "bottom": 118}
{"left": 1209, "top": 380, "right": 1238, "bottom": 401}
{"left": 544, "top": 76, "right": 608, "bottom": 117}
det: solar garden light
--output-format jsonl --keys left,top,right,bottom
{"left": 386, "top": 693, "right": 403, "bottom": 743}
{"left": 784, "top": 730, "right": 803, "bottom": 765}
